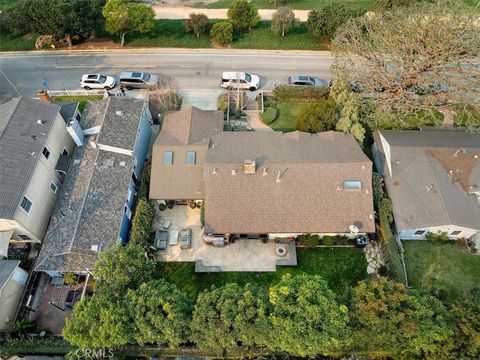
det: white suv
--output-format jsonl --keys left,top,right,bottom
{"left": 220, "top": 72, "right": 260, "bottom": 91}
{"left": 80, "top": 74, "right": 116, "bottom": 90}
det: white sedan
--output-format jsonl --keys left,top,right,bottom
{"left": 80, "top": 74, "right": 116, "bottom": 90}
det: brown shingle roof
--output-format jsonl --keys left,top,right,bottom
{"left": 150, "top": 107, "right": 224, "bottom": 200}
{"left": 204, "top": 131, "right": 375, "bottom": 234}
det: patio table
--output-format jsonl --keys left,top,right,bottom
{"left": 169, "top": 230, "right": 179, "bottom": 246}
{"left": 162, "top": 218, "right": 172, "bottom": 229}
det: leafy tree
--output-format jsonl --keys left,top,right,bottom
{"left": 372, "top": 172, "right": 385, "bottom": 208}
{"left": 127, "top": 279, "right": 192, "bottom": 348}
{"left": 332, "top": 76, "right": 365, "bottom": 143}
{"left": 210, "top": 21, "right": 233, "bottom": 46}
{"left": 184, "top": 13, "right": 210, "bottom": 37}
{"left": 191, "top": 283, "right": 271, "bottom": 353}
{"left": 442, "top": 300, "right": 480, "bottom": 359}
{"left": 2, "top": 0, "right": 104, "bottom": 46}
{"left": 227, "top": 0, "right": 260, "bottom": 31}
{"left": 63, "top": 295, "right": 134, "bottom": 349}
{"left": 271, "top": 7, "right": 296, "bottom": 37}
{"left": 102, "top": 0, "right": 155, "bottom": 47}
{"left": 375, "top": 0, "right": 420, "bottom": 10}
{"left": 348, "top": 278, "right": 453, "bottom": 358}
{"left": 307, "top": 4, "right": 354, "bottom": 40}
{"left": 294, "top": 99, "right": 336, "bottom": 133}
{"left": 0, "top": 0, "right": 31, "bottom": 35}
{"left": 269, "top": 0, "right": 293, "bottom": 5}
{"left": 332, "top": 1, "right": 480, "bottom": 114}
{"left": 92, "top": 243, "right": 155, "bottom": 297}
{"left": 129, "top": 197, "right": 156, "bottom": 247}
{"left": 268, "top": 274, "right": 349, "bottom": 356}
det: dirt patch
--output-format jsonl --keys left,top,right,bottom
{"left": 71, "top": 39, "right": 120, "bottom": 50}
{"left": 427, "top": 148, "right": 480, "bottom": 192}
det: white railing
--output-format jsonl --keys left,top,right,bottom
{"left": 47, "top": 89, "right": 108, "bottom": 98}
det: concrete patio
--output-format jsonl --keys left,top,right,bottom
{"left": 153, "top": 203, "right": 290, "bottom": 271}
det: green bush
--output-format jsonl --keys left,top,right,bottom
{"left": 130, "top": 198, "right": 156, "bottom": 247}
{"left": 322, "top": 236, "right": 335, "bottom": 246}
{"left": 297, "top": 234, "right": 320, "bottom": 247}
{"left": 261, "top": 107, "right": 278, "bottom": 124}
{"left": 307, "top": 5, "right": 359, "bottom": 40}
{"left": 426, "top": 231, "right": 450, "bottom": 244}
{"left": 217, "top": 93, "right": 229, "bottom": 110}
{"left": 210, "top": 21, "right": 233, "bottom": 46}
{"left": 159, "top": 203, "right": 167, "bottom": 211}
{"left": 294, "top": 98, "right": 337, "bottom": 133}
{"left": 227, "top": 0, "right": 260, "bottom": 30}
{"left": 272, "top": 84, "right": 329, "bottom": 102}
{"left": 184, "top": 13, "right": 210, "bottom": 37}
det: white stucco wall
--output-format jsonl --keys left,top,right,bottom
{"left": 398, "top": 224, "right": 478, "bottom": 240}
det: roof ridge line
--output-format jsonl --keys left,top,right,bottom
{"left": 0, "top": 97, "right": 21, "bottom": 144}
{"left": 425, "top": 153, "right": 453, "bottom": 226}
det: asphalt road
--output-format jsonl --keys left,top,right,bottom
{"left": 0, "top": 49, "right": 332, "bottom": 103}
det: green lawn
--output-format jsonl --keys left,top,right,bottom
{"left": 232, "top": 21, "right": 326, "bottom": 50}
{"left": 403, "top": 241, "right": 480, "bottom": 301}
{"left": 51, "top": 95, "right": 104, "bottom": 113}
{"left": 0, "top": 34, "right": 35, "bottom": 51}
{"left": 197, "top": 0, "right": 375, "bottom": 10}
{"left": 125, "top": 20, "right": 324, "bottom": 51}
{"left": 265, "top": 101, "right": 309, "bottom": 132}
{"left": 157, "top": 247, "right": 367, "bottom": 300}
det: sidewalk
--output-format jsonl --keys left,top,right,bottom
{"left": 153, "top": 5, "right": 310, "bottom": 21}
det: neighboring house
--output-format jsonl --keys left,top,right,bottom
{"left": 35, "top": 97, "right": 152, "bottom": 276}
{"left": 373, "top": 129, "right": 480, "bottom": 240}
{"left": 0, "top": 97, "right": 78, "bottom": 257}
{"left": 0, "top": 260, "right": 28, "bottom": 332}
{"left": 150, "top": 107, "right": 375, "bottom": 239}
{"left": 150, "top": 106, "right": 224, "bottom": 201}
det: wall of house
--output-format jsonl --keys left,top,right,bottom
{"left": 267, "top": 232, "right": 366, "bottom": 240}
{"left": 0, "top": 266, "right": 27, "bottom": 331}
{"left": 132, "top": 106, "right": 152, "bottom": 179}
{"left": 13, "top": 113, "right": 75, "bottom": 243}
{"left": 398, "top": 225, "right": 478, "bottom": 240}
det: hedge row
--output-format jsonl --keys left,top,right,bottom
{"left": 297, "top": 235, "right": 353, "bottom": 248}
{"left": 272, "top": 84, "right": 329, "bottom": 102}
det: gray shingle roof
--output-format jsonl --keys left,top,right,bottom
{"left": 35, "top": 99, "right": 144, "bottom": 273}
{"left": 0, "top": 97, "right": 60, "bottom": 219}
{"left": 96, "top": 97, "right": 146, "bottom": 150}
{"left": 58, "top": 102, "right": 78, "bottom": 123}
{"left": 0, "top": 260, "right": 20, "bottom": 290}
{"left": 150, "top": 107, "right": 224, "bottom": 200}
{"left": 373, "top": 129, "right": 480, "bottom": 231}
{"left": 204, "top": 131, "right": 375, "bottom": 234}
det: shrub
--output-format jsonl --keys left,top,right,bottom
{"left": 372, "top": 172, "right": 385, "bottom": 208}
{"left": 271, "top": 7, "right": 296, "bottom": 37}
{"left": 426, "top": 231, "right": 449, "bottom": 244}
{"left": 184, "top": 13, "right": 210, "bottom": 37}
{"left": 269, "top": 0, "right": 293, "bottom": 5}
{"left": 322, "top": 236, "right": 335, "bottom": 246}
{"left": 297, "top": 234, "right": 320, "bottom": 247}
{"left": 307, "top": 5, "right": 357, "bottom": 40}
{"left": 272, "top": 84, "right": 329, "bottom": 102}
{"left": 130, "top": 198, "right": 156, "bottom": 247}
{"left": 159, "top": 203, "right": 166, "bottom": 211}
{"left": 375, "top": 0, "right": 420, "bottom": 11}
{"left": 210, "top": 21, "right": 233, "bottom": 46}
{"left": 380, "top": 197, "right": 393, "bottom": 224}
{"left": 217, "top": 93, "right": 229, "bottom": 110}
{"left": 294, "top": 98, "right": 337, "bottom": 133}
{"left": 227, "top": 0, "right": 260, "bottom": 31}
{"left": 261, "top": 107, "right": 278, "bottom": 124}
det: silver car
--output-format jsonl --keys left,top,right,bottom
{"left": 288, "top": 75, "right": 330, "bottom": 88}
{"left": 119, "top": 71, "right": 159, "bottom": 89}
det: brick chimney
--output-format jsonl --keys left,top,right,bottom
{"left": 36, "top": 89, "right": 51, "bottom": 103}
{"left": 244, "top": 159, "right": 256, "bottom": 174}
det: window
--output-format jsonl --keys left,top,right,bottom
{"left": 62, "top": 148, "right": 69, "bottom": 156}
{"left": 164, "top": 151, "right": 173, "bottom": 165}
{"left": 50, "top": 180, "right": 59, "bottom": 193}
{"left": 343, "top": 180, "right": 362, "bottom": 190}
{"left": 450, "top": 230, "right": 462, "bottom": 236}
{"left": 186, "top": 151, "right": 196, "bottom": 165}
{"left": 75, "top": 113, "right": 81, "bottom": 121}
{"left": 42, "top": 146, "right": 51, "bottom": 160}
{"left": 414, "top": 230, "right": 425, "bottom": 236}
{"left": 20, "top": 196, "right": 32, "bottom": 214}
{"left": 18, "top": 234, "right": 31, "bottom": 241}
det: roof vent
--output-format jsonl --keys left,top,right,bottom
{"left": 116, "top": 110, "right": 124, "bottom": 116}
{"left": 119, "top": 161, "right": 126, "bottom": 167}
{"left": 262, "top": 168, "right": 267, "bottom": 176}
{"left": 276, "top": 171, "right": 281, "bottom": 183}
{"left": 212, "top": 168, "right": 217, "bottom": 175}
{"left": 104, "top": 159, "right": 115, "bottom": 167}
{"left": 37, "top": 119, "right": 46, "bottom": 125}
{"left": 244, "top": 160, "right": 256, "bottom": 174}
{"left": 474, "top": 155, "right": 479, "bottom": 159}
{"left": 31, "top": 135, "right": 38, "bottom": 140}
{"left": 232, "top": 169, "right": 236, "bottom": 175}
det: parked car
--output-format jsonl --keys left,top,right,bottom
{"left": 288, "top": 75, "right": 330, "bottom": 88}
{"left": 221, "top": 72, "right": 260, "bottom": 91}
{"left": 119, "top": 71, "right": 159, "bottom": 89}
{"left": 80, "top": 74, "right": 116, "bottom": 90}
{"left": 179, "top": 228, "right": 192, "bottom": 249}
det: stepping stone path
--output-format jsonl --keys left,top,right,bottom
{"left": 364, "top": 240, "right": 385, "bottom": 275}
